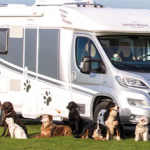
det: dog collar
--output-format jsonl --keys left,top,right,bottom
{"left": 9, "top": 125, "right": 17, "bottom": 129}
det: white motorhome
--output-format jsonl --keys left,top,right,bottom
{"left": 0, "top": 0, "right": 150, "bottom": 125}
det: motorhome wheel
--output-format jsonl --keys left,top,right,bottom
{"left": 93, "top": 102, "right": 109, "bottom": 125}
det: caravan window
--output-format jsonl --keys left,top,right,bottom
{"left": 76, "top": 37, "right": 101, "bottom": 70}
{"left": 0, "top": 29, "right": 9, "bottom": 54}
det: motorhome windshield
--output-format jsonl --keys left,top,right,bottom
{"left": 98, "top": 35, "right": 150, "bottom": 72}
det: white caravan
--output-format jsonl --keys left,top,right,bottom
{"left": 0, "top": 0, "right": 150, "bottom": 125}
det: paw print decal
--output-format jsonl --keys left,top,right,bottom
{"left": 24, "top": 80, "right": 31, "bottom": 93}
{"left": 43, "top": 91, "right": 52, "bottom": 106}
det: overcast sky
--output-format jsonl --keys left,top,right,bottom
{"left": 0, "top": 0, "right": 150, "bottom": 9}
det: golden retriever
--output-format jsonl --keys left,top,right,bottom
{"left": 34, "top": 114, "right": 72, "bottom": 138}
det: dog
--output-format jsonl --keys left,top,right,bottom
{"left": 5, "top": 117, "right": 27, "bottom": 139}
{"left": 66, "top": 101, "right": 82, "bottom": 134}
{"left": 34, "top": 114, "right": 72, "bottom": 138}
{"left": 104, "top": 102, "right": 124, "bottom": 140}
{"left": 74, "top": 123, "right": 106, "bottom": 140}
{"left": 0, "top": 101, "right": 28, "bottom": 137}
{"left": 135, "top": 117, "right": 150, "bottom": 141}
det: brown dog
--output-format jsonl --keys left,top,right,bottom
{"left": 35, "top": 114, "right": 72, "bottom": 138}
{"left": 0, "top": 102, "right": 28, "bottom": 137}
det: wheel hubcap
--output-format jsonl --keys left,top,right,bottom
{"left": 97, "top": 109, "right": 106, "bottom": 125}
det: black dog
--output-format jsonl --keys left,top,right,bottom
{"left": 66, "top": 101, "right": 82, "bottom": 134}
{"left": 104, "top": 102, "right": 124, "bottom": 140}
{"left": 0, "top": 101, "right": 28, "bottom": 137}
{"left": 74, "top": 122, "right": 106, "bottom": 140}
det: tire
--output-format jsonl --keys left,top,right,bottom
{"left": 0, "top": 108, "right": 5, "bottom": 126}
{"left": 93, "top": 102, "right": 110, "bottom": 125}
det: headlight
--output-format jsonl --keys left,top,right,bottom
{"left": 116, "top": 76, "right": 148, "bottom": 89}
{"left": 129, "top": 115, "right": 144, "bottom": 122}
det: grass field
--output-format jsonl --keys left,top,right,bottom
{"left": 0, "top": 121, "right": 150, "bottom": 150}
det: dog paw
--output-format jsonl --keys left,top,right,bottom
{"left": 102, "top": 137, "right": 106, "bottom": 141}
{"left": 43, "top": 91, "right": 52, "bottom": 106}
{"left": 34, "top": 135, "right": 39, "bottom": 138}
{"left": 106, "top": 134, "right": 109, "bottom": 140}
{"left": 24, "top": 80, "right": 31, "bottom": 92}
{"left": 116, "top": 136, "right": 121, "bottom": 141}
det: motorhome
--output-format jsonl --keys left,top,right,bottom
{"left": 0, "top": 0, "right": 150, "bottom": 125}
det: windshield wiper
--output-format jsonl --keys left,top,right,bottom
{"left": 138, "top": 66, "right": 150, "bottom": 70}
{"left": 112, "top": 60, "right": 150, "bottom": 71}
{"left": 111, "top": 60, "right": 140, "bottom": 69}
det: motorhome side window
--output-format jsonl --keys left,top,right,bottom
{"left": 76, "top": 37, "right": 101, "bottom": 70}
{"left": 0, "top": 29, "right": 9, "bottom": 54}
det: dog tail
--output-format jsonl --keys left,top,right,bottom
{"left": 74, "top": 127, "right": 89, "bottom": 139}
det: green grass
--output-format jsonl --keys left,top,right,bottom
{"left": 0, "top": 121, "right": 150, "bottom": 150}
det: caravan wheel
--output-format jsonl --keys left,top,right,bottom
{"left": 93, "top": 102, "right": 108, "bottom": 125}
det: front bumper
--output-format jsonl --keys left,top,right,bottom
{"left": 116, "top": 88, "right": 150, "bottom": 124}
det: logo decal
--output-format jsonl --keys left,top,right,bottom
{"left": 24, "top": 80, "right": 31, "bottom": 93}
{"left": 43, "top": 91, "right": 52, "bottom": 106}
{"left": 123, "top": 20, "right": 148, "bottom": 28}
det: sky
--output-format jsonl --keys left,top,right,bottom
{"left": 0, "top": 0, "right": 150, "bottom": 9}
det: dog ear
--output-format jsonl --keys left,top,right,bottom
{"left": 106, "top": 103, "right": 111, "bottom": 111}
{"left": 106, "top": 102, "right": 115, "bottom": 111}
{"left": 48, "top": 115, "right": 53, "bottom": 121}
{"left": 9, "top": 102, "right": 14, "bottom": 109}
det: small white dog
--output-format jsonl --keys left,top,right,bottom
{"left": 135, "top": 117, "right": 150, "bottom": 141}
{"left": 5, "top": 117, "right": 27, "bottom": 139}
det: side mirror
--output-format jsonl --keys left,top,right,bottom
{"left": 80, "top": 56, "right": 91, "bottom": 74}
{"left": 80, "top": 56, "right": 106, "bottom": 74}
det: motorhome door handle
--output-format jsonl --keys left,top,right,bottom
{"left": 71, "top": 71, "right": 76, "bottom": 82}
{"left": 24, "top": 66, "right": 28, "bottom": 76}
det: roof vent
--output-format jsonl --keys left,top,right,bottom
{"left": 35, "top": 0, "right": 97, "bottom": 6}
{"left": 36, "top": 0, "right": 76, "bottom": 6}
{"left": 63, "top": 3, "right": 103, "bottom": 8}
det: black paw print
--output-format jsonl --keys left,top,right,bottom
{"left": 24, "top": 80, "right": 31, "bottom": 92}
{"left": 43, "top": 91, "right": 52, "bottom": 106}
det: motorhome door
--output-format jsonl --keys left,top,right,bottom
{"left": 22, "top": 29, "right": 38, "bottom": 119}
{"left": 71, "top": 34, "right": 103, "bottom": 117}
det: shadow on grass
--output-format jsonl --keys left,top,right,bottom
{"left": 22, "top": 120, "right": 41, "bottom": 126}
{"left": 123, "top": 129, "right": 135, "bottom": 139}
